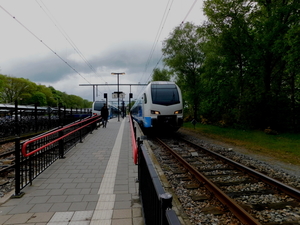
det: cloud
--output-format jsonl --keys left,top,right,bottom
{"left": 3, "top": 40, "right": 162, "bottom": 101}
{"left": 1, "top": 0, "right": 207, "bottom": 102}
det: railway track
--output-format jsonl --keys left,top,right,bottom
{"left": 150, "top": 136, "right": 300, "bottom": 225}
{"left": 0, "top": 135, "right": 44, "bottom": 197}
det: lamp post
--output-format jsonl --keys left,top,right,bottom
{"left": 111, "top": 72, "right": 125, "bottom": 121}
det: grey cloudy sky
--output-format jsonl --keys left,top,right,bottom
{"left": 0, "top": 0, "right": 205, "bottom": 103}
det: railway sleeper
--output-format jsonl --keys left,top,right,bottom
{"left": 172, "top": 169, "right": 186, "bottom": 174}
{"left": 174, "top": 175, "right": 191, "bottom": 181}
{"left": 160, "top": 156, "right": 171, "bottom": 160}
{"left": 162, "top": 159, "right": 173, "bottom": 164}
{"left": 262, "top": 221, "right": 300, "bottom": 225}
{"left": 201, "top": 205, "right": 226, "bottom": 215}
{"left": 226, "top": 189, "right": 276, "bottom": 198}
{"left": 190, "top": 194, "right": 209, "bottom": 202}
{"left": 249, "top": 200, "right": 300, "bottom": 211}
{"left": 214, "top": 178, "right": 255, "bottom": 186}
{"left": 185, "top": 183, "right": 200, "bottom": 189}
{"left": 197, "top": 167, "right": 235, "bottom": 172}
{"left": 204, "top": 172, "right": 244, "bottom": 178}
{"left": 0, "top": 180, "right": 9, "bottom": 186}
{"left": 185, "top": 158, "right": 198, "bottom": 163}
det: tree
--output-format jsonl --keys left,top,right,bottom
{"left": 30, "top": 91, "right": 47, "bottom": 106}
{"left": 83, "top": 99, "right": 92, "bottom": 108}
{"left": 0, "top": 74, "right": 5, "bottom": 102}
{"left": 0, "top": 75, "right": 93, "bottom": 109}
{"left": 202, "top": 0, "right": 300, "bottom": 130}
{"left": 151, "top": 68, "right": 170, "bottom": 81}
{"left": 162, "top": 22, "right": 205, "bottom": 120}
{"left": 68, "top": 95, "right": 84, "bottom": 109}
{"left": 283, "top": 25, "right": 300, "bottom": 131}
{"left": 203, "top": 0, "right": 258, "bottom": 126}
{"left": 36, "top": 84, "right": 54, "bottom": 106}
{"left": 0, "top": 75, "right": 35, "bottom": 104}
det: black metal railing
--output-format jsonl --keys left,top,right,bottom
{"left": 138, "top": 141, "right": 181, "bottom": 225}
{"left": 0, "top": 101, "right": 92, "bottom": 140}
{"left": 129, "top": 113, "right": 181, "bottom": 225}
{"left": 13, "top": 115, "right": 101, "bottom": 197}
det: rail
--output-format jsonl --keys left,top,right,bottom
{"left": 129, "top": 115, "right": 181, "bottom": 224}
{"left": 13, "top": 115, "right": 101, "bottom": 197}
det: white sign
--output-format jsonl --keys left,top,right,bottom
{"left": 112, "top": 92, "right": 125, "bottom": 99}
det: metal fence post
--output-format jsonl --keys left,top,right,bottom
{"left": 35, "top": 103, "right": 38, "bottom": 133}
{"left": 48, "top": 106, "right": 51, "bottom": 130}
{"left": 14, "top": 100, "right": 20, "bottom": 136}
{"left": 59, "top": 127, "right": 65, "bottom": 158}
{"left": 14, "top": 137, "right": 21, "bottom": 197}
{"left": 134, "top": 124, "right": 136, "bottom": 137}
{"left": 160, "top": 193, "right": 173, "bottom": 225}
{"left": 137, "top": 137, "right": 142, "bottom": 196}
{"left": 58, "top": 104, "right": 62, "bottom": 125}
{"left": 79, "top": 119, "right": 83, "bottom": 143}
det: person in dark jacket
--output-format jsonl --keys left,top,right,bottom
{"left": 101, "top": 104, "right": 109, "bottom": 128}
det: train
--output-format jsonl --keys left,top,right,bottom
{"left": 130, "top": 81, "right": 183, "bottom": 131}
{"left": 92, "top": 100, "right": 119, "bottom": 119}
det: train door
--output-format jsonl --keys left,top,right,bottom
{"left": 143, "top": 93, "right": 151, "bottom": 127}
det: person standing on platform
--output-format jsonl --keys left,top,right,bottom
{"left": 101, "top": 104, "right": 109, "bottom": 128}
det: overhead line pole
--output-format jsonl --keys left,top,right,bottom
{"left": 111, "top": 72, "right": 125, "bottom": 122}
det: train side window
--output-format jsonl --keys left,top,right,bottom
{"left": 144, "top": 93, "right": 147, "bottom": 104}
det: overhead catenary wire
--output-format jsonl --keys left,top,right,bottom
{"left": 35, "top": 0, "right": 112, "bottom": 98}
{"left": 136, "top": 0, "right": 175, "bottom": 98}
{"left": 145, "top": 0, "right": 199, "bottom": 84}
{"left": 141, "top": 0, "right": 174, "bottom": 83}
{"left": 0, "top": 4, "right": 92, "bottom": 85}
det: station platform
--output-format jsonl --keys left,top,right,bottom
{"left": 0, "top": 118, "right": 144, "bottom": 225}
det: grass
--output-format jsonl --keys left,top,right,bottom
{"left": 183, "top": 122, "right": 300, "bottom": 166}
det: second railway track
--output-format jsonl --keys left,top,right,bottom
{"left": 148, "top": 135, "right": 300, "bottom": 225}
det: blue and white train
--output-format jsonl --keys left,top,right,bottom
{"left": 130, "top": 81, "right": 183, "bottom": 131}
{"left": 92, "top": 101, "right": 119, "bottom": 119}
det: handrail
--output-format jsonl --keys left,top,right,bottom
{"left": 129, "top": 114, "right": 138, "bottom": 164}
{"left": 21, "top": 115, "right": 101, "bottom": 157}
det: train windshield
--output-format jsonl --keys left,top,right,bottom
{"left": 151, "top": 84, "right": 180, "bottom": 106}
{"left": 92, "top": 101, "right": 105, "bottom": 115}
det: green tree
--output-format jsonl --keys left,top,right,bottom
{"left": 202, "top": 0, "right": 300, "bottom": 130}
{"left": 68, "top": 95, "right": 84, "bottom": 109}
{"left": 0, "top": 75, "right": 92, "bottom": 109}
{"left": 30, "top": 91, "right": 47, "bottom": 106}
{"left": 0, "top": 75, "right": 35, "bottom": 104}
{"left": 162, "top": 22, "right": 205, "bottom": 120}
{"left": 36, "top": 84, "right": 54, "bottom": 106}
{"left": 283, "top": 22, "right": 300, "bottom": 131}
{"left": 151, "top": 68, "right": 170, "bottom": 81}
{"left": 0, "top": 74, "right": 5, "bottom": 102}
{"left": 83, "top": 99, "right": 92, "bottom": 108}
{"left": 203, "top": 0, "right": 258, "bottom": 126}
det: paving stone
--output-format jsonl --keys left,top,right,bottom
{"left": 4, "top": 213, "right": 33, "bottom": 224}
{"left": 27, "top": 212, "right": 54, "bottom": 223}
{"left": 113, "top": 209, "right": 132, "bottom": 218}
{"left": 0, "top": 118, "right": 144, "bottom": 224}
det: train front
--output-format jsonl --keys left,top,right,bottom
{"left": 145, "top": 82, "right": 183, "bottom": 131}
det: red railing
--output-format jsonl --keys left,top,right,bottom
{"left": 21, "top": 115, "right": 101, "bottom": 157}
{"left": 129, "top": 114, "right": 138, "bottom": 165}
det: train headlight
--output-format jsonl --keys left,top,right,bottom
{"left": 174, "top": 110, "right": 182, "bottom": 114}
{"left": 151, "top": 110, "right": 160, "bottom": 115}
